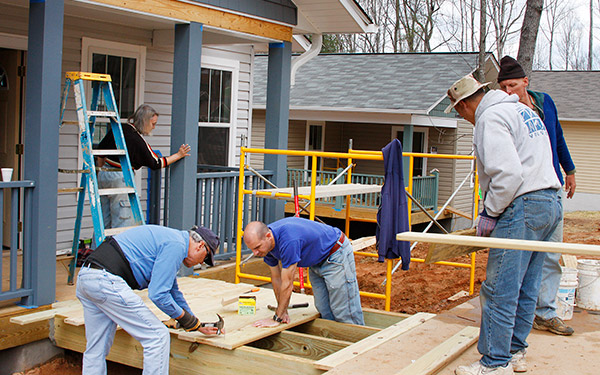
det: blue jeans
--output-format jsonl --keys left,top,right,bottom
{"left": 76, "top": 267, "right": 170, "bottom": 375}
{"left": 309, "top": 238, "right": 364, "bottom": 325}
{"left": 536, "top": 189, "right": 564, "bottom": 319}
{"left": 98, "top": 171, "right": 135, "bottom": 229}
{"left": 478, "top": 188, "right": 561, "bottom": 368}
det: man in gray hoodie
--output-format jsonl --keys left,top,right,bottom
{"left": 445, "top": 74, "right": 562, "bottom": 375}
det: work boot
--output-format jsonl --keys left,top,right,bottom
{"left": 510, "top": 349, "right": 527, "bottom": 373}
{"left": 455, "top": 361, "right": 514, "bottom": 375}
{"left": 532, "top": 316, "right": 574, "bottom": 336}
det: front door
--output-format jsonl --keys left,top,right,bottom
{"left": 0, "top": 48, "right": 25, "bottom": 248}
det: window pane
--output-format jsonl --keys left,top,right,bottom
{"left": 309, "top": 125, "right": 322, "bottom": 150}
{"left": 107, "top": 55, "right": 122, "bottom": 112}
{"left": 209, "top": 70, "right": 221, "bottom": 123}
{"left": 199, "top": 68, "right": 210, "bottom": 122}
{"left": 121, "top": 57, "right": 136, "bottom": 119}
{"left": 198, "top": 127, "right": 229, "bottom": 166}
{"left": 220, "top": 70, "right": 232, "bottom": 123}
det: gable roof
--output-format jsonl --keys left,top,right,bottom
{"left": 253, "top": 52, "right": 496, "bottom": 114}
{"left": 529, "top": 71, "right": 600, "bottom": 121}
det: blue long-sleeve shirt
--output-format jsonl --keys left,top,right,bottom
{"left": 529, "top": 90, "right": 576, "bottom": 184}
{"left": 114, "top": 225, "right": 192, "bottom": 319}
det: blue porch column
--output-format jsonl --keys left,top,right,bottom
{"left": 24, "top": 0, "right": 64, "bottom": 306}
{"left": 168, "top": 22, "right": 201, "bottom": 273}
{"left": 264, "top": 41, "right": 292, "bottom": 221}
{"left": 402, "top": 124, "right": 414, "bottom": 187}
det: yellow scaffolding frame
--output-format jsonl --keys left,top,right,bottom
{"left": 235, "top": 147, "right": 479, "bottom": 311}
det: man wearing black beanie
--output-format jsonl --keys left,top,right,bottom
{"left": 498, "top": 55, "right": 577, "bottom": 370}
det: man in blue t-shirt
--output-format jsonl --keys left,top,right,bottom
{"left": 243, "top": 217, "right": 364, "bottom": 327}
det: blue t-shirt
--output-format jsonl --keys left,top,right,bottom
{"left": 264, "top": 217, "right": 341, "bottom": 268}
{"left": 114, "top": 225, "right": 192, "bottom": 319}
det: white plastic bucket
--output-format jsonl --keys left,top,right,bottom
{"left": 576, "top": 259, "right": 600, "bottom": 311}
{"left": 555, "top": 267, "right": 578, "bottom": 320}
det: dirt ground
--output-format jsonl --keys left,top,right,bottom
{"left": 357, "top": 211, "right": 600, "bottom": 314}
{"left": 15, "top": 211, "right": 600, "bottom": 374}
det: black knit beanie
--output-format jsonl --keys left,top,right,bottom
{"left": 497, "top": 56, "right": 526, "bottom": 82}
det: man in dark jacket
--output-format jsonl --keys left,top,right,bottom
{"left": 498, "top": 56, "right": 577, "bottom": 338}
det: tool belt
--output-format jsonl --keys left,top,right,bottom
{"left": 84, "top": 236, "right": 140, "bottom": 289}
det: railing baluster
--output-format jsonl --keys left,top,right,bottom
{"left": 10, "top": 187, "right": 18, "bottom": 292}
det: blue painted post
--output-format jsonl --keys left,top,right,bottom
{"left": 169, "top": 22, "right": 202, "bottom": 275}
{"left": 402, "top": 125, "right": 414, "bottom": 188}
{"left": 24, "top": 0, "right": 64, "bottom": 306}
{"left": 264, "top": 41, "right": 292, "bottom": 222}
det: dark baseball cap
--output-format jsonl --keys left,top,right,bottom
{"left": 191, "top": 225, "right": 219, "bottom": 267}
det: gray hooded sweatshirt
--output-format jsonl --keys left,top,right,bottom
{"left": 474, "top": 90, "right": 560, "bottom": 217}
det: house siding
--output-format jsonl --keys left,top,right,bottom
{"left": 562, "top": 121, "right": 600, "bottom": 194}
{"left": 1, "top": 5, "right": 253, "bottom": 252}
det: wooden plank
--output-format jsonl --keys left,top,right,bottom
{"left": 0, "top": 305, "right": 53, "bottom": 351}
{"left": 256, "top": 184, "right": 382, "bottom": 200}
{"left": 362, "top": 307, "right": 410, "bottom": 329}
{"left": 444, "top": 206, "right": 473, "bottom": 220}
{"left": 290, "top": 318, "right": 380, "bottom": 343}
{"left": 92, "top": 0, "right": 293, "bottom": 42}
{"left": 397, "top": 232, "right": 600, "bottom": 257}
{"left": 424, "top": 228, "right": 478, "bottom": 264}
{"left": 52, "top": 316, "right": 325, "bottom": 375}
{"left": 246, "top": 330, "right": 351, "bottom": 360}
{"left": 9, "top": 299, "right": 82, "bottom": 325}
{"left": 314, "top": 312, "right": 436, "bottom": 371}
{"left": 562, "top": 254, "right": 578, "bottom": 269}
{"left": 352, "top": 236, "right": 376, "bottom": 252}
{"left": 394, "top": 326, "right": 479, "bottom": 375}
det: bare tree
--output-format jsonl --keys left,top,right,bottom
{"left": 517, "top": 0, "right": 544, "bottom": 76}
{"left": 538, "top": 0, "right": 572, "bottom": 69}
{"left": 477, "top": 0, "right": 487, "bottom": 80}
{"left": 589, "top": 0, "right": 594, "bottom": 69}
{"left": 487, "top": 0, "right": 526, "bottom": 58}
{"left": 557, "top": 16, "right": 586, "bottom": 70}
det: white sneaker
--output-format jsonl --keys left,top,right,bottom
{"left": 510, "top": 349, "right": 527, "bottom": 372}
{"left": 455, "top": 361, "right": 514, "bottom": 375}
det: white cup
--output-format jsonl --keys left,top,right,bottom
{"left": 1, "top": 168, "right": 13, "bottom": 182}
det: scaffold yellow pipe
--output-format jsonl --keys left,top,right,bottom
{"left": 411, "top": 258, "right": 473, "bottom": 268}
{"left": 242, "top": 147, "right": 383, "bottom": 161}
{"left": 470, "top": 253, "right": 476, "bottom": 294}
{"left": 361, "top": 291, "right": 387, "bottom": 300}
{"left": 385, "top": 259, "right": 393, "bottom": 310}
{"left": 235, "top": 154, "right": 246, "bottom": 284}
{"left": 310, "top": 156, "right": 317, "bottom": 220}
{"left": 345, "top": 155, "right": 353, "bottom": 235}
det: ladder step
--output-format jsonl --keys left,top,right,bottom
{"left": 98, "top": 187, "right": 136, "bottom": 196}
{"left": 87, "top": 110, "right": 118, "bottom": 118}
{"left": 105, "top": 225, "right": 140, "bottom": 237}
{"left": 61, "top": 120, "right": 79, "bottom": 125}
{"left": 58, "top": 187, "right": 84, "bottom": 193}
{"left": 92, "top": 149, "right": 127, "bottom": 156}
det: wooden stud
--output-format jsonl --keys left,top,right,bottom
{"left": 362, "top": 307, "right": 410, "bottom": 329}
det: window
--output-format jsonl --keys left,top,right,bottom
{"left": 304, "top": 123, "right": 325, "bottom": 171}
{"left": 393, "top": 127, "right": 428, "bottom": 177}
{"left": 0, "top": 65, "right": 8, "bottom": 90}
{"left": 81, "top": 38, "right": 146, "bottom": 144}
{"left": 198, "top": 60, "right": 237, "bottom": 167}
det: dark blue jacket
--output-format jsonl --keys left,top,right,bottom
{"left": 528, "top": 90, "right": 576, "bottom": 184}
{"left": 376, "top": 139, "right": 411, "bottom": 269}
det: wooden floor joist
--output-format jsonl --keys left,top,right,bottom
{"left": 314, "top": 312, "right": 436, "bottom": 371}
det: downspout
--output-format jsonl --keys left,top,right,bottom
{"left": 290, "top": 34, "right": 323, "bottom": 86}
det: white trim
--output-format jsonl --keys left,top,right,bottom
{"left": 304, "top": 121, "right": 325, "bottom": 171}
{"left": 254, "top": 104, "right": 424, "bottom": 115}
{"left": 339, "top": 0, "right": 377, "bottom": 33}
{"left": 559, "top": 117, "right": 600, "bottom": 123}
{"left": 198, "top": 55, "right": 239, "bottom": 167}
{"left": 411, "top": 115, "right": 457, "bottom": 128}
{"left": 0, "top": 33, "right": 27, "bottom": 50}
{"left": 76, "top": 0, "right": 188, "bottom": 23}
{"left": 391, "top": 126, "right": 428, "bottom": 177}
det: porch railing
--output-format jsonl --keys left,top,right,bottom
{"left": 195, "top": 169, "right": 274, "bottom": 260}
{"left": 287, "top": 169, "right": 439, "bottom": 211}
{"left": 0, "top": 180, "right": 35, "bottom": 304}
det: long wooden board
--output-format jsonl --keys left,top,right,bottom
{"left": 394, "top": 326, "right": 479, "bottom": 375}
{"left": 424, "top": 228, "right": 479, "bottom": 264}
{"left": 397, "top": 232, "right": 600, "bottom": 257}
{"left": 314, "top": 312, "right": 435, "bottom": 371}
{"left": 255, "top": 184, "right": 382, "bottom": 200}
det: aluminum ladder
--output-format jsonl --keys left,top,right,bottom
{"left": 59, "top": 72, "right": 144, "bottom": 284}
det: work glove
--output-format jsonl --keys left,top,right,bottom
{"left": 163, "top": 318, "right": 180, "bottom": 329}
{"left": 176, "top": 310, "right": 201, "bottom": 331}
{"left": 476, "top": 209, "right": 497, "bottom": 237}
